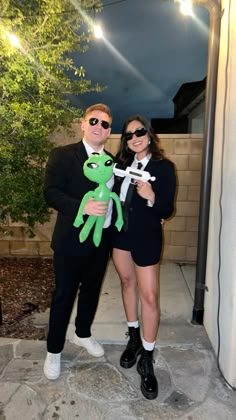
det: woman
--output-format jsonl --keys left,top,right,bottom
{"left": 112, "top": 115, "right": 176, "bottom": 400}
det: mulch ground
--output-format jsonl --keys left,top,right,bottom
{"left": 0, "top": 257, "right": 54, "bottom": 340}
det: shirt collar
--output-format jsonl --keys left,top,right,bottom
{"left": 134, "top": 154, "right": 151, "bottom": 167}
{"left": 83, "top": 139, "right": 104, "bottom": 156}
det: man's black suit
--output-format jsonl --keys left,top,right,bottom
{"left": 44, "top": 141, "right": 113, "bottom": 353}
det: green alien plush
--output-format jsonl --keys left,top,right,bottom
{"left": 73, "top": 154, "right": 124, "bottom": 247}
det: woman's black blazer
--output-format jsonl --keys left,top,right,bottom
{"left": 112, "top": 158, "right": 176, "bottom": 266}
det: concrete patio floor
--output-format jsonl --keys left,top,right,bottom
{"left": 0, "top": 260, "right": 236, "bottom": 419}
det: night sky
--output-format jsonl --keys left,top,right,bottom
{"left": 71, "top": 0, "right": 209, "bottom": 133}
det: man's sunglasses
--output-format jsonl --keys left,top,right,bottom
{"left": 124, "top": 128, "right": 148, "bottom": 141}
{"left": 87, "top": 117, "right": 110, "bottom": 130}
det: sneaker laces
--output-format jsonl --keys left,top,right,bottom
{"left": 89, "top": 337, "right": 96, "bottom": 344}
{"left": 87, "top": 336, "right": 101, "bottom": 348}
{"left": 48, "top": 353, "right": 60, "bottom": 363}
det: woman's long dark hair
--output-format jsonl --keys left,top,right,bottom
{"left": 116, "top": 115, "right": 164, "bottom": 166}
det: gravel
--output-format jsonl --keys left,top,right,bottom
{"left": 0, "top": 257, "right": 54, "bottom": 340}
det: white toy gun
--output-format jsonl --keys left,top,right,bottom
{"left": 113, "top": 163, "right": 156, "bottom": 183}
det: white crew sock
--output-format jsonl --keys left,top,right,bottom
{"left": 127, "top": 321, "right": 139, "bottom": 328}
{"left": 142, "top": 338, "right": 155, "bottom": 351}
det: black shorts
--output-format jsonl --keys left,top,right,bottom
{"left": 112, "top": 228, "right": 161, "bottom": 267}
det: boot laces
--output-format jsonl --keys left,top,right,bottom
{"left": 142, "top": 352, "right": 155, "bottom": 375}
{"left": 125, "top": 329, "right": 141, "bottom": 351}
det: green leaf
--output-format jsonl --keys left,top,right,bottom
{"left": 0, "top": 0, "right": 104, "bottom": 235}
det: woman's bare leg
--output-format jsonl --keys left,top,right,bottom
{"left": 135, "top": 263, "right": 160, "bottom": 399}
{"left": 112, "top": 248, "right": 138, "bottom": 322}
{"left": 135, "top": 263, "right": 160, "bottom": 343}
{"left": 113, "top": 248, "right": 143, "bottom": 368}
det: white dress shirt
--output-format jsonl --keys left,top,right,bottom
{"left": 120, "top": 154, "right": 153, "bottom": 206}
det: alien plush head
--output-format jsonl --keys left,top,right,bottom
{"left": 83, "top": 153, "right": 114, "bottom": 184}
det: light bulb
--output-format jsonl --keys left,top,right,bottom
{"left": 179, "top": 0, "right": 193, "bottom": 16}
{"left": 94, "top": 24, "right": 103, "bottom": 39}
{"left": 8, "top": 33, "right": 21, "bottom": 48}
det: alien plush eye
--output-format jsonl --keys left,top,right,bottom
{"left": 87, "top": 162, "right": 98, "bottom": 169}
{"left": 105, "top": 159, "right": 113, "bottom": 167}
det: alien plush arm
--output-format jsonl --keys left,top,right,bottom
{"left": 73, "top": 191, "right": 95, "bottom": 228}
{"left": 110, "top": 192, "right": 124, "bottom": 232}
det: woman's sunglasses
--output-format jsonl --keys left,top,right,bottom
{"left": 87, "top": 117, "right": 110, "bottom": 130}
{"left": 124, "top": 128, "right": 148, "bottom": 141}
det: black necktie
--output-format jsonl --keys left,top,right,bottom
{"left": 122, "top": 162, "right": 142, "bottom": 232}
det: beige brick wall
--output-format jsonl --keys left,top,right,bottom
{"left": 0, "top": 129, "right": 202, "bottom": 262}
{"left": 161, "top": 134, "right": 202, "bottom": 262}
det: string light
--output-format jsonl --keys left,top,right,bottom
{"left": 174, "top": 0, "right": 193, "bottom": 16}
{"left": 8, "top": 33, "right": 21, "bottom": 48}
{"left": 180, "top": 0, "right": 193, "bottom": 16}
{"left": 94, "top": 24, "right": 103, "bottom": 38}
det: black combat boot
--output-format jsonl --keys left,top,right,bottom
{"left": 137, "top": 349, "right": 158, "bottom": 400}
{"left": 120, "top": 327, "right": 142, "bottom": 368}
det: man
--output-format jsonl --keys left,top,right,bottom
{"left": 43, "top": 103, "right": 113, "bottom": 380}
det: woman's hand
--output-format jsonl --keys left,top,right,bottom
{"left": 136, "top": 181, "right": 155, "bottom": 204}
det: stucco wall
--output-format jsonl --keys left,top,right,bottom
{"left": 0, "top": 126, "right": 202, "bottom": 262}
{"left": 204, "top": 0, "right": 236, "bottom": 386}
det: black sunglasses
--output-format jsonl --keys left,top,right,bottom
{"left": 124, "top": 128, "right": 148, "bottom": 141}
{"left": 88, "top": 117, "right": 110, "bottom": 130}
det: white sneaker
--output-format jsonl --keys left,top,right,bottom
{"left": 73, "top": 334, "right": 104, "bottom": 357}
{"left": 43, "top": 352, "right": 61, "bottom": 380}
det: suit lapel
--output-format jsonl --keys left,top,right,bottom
{"left": 74, "top": 141, "right": 99, "bottom": 189}
{"left": 74, "top": 141, "right": 88, "bottom": 166}
{"left": 145, "top": 159, "right": 159, "bottom": 174}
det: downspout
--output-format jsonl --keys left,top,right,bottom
{"left": 191, "top": 0, "right": 221, "bottom": 324}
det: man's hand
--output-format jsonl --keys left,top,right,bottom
{"left": 84, "top": 198, "right": 108, "bottom": 216}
